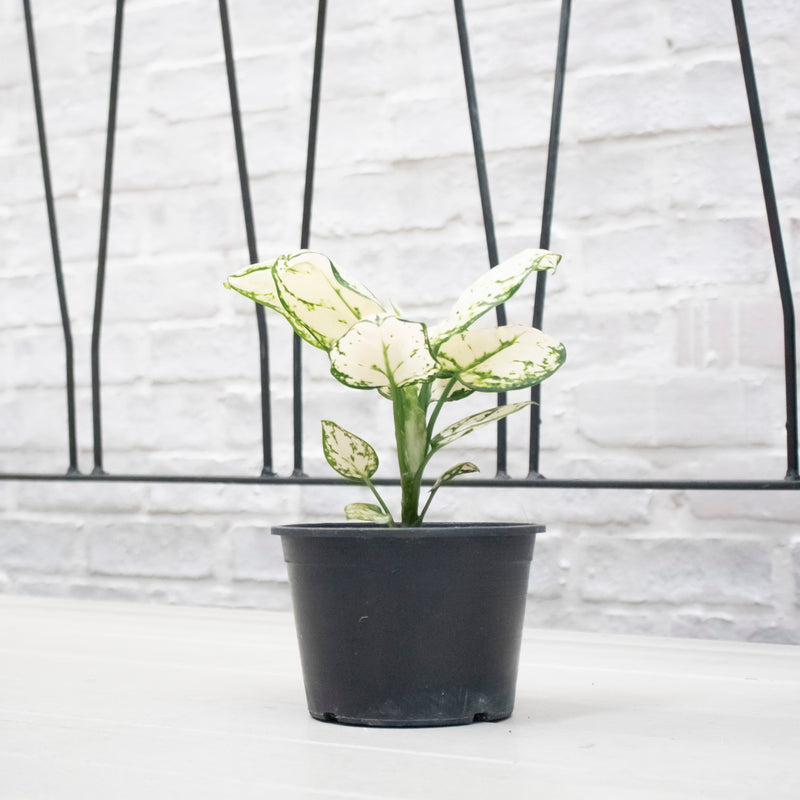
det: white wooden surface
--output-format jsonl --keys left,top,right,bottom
{"left": 0, "top": 596, "right": 798, "bottom": 800}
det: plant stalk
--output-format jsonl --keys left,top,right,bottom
{"left": 392, "top": 384, "right": 428, "bottom": 525}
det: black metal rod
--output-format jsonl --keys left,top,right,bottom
{"left": 90, "top": 0, "right": 124, "bottom": 476}
{"left": 219, "top": 0, "right": 274, "bottom": 476}
{"left": 454, "top": 0, "right": 508, "bottom": 477}
{"left": 731, "top": 0, "right": 799, "bottom": 480}
{"left": 22, "top": 0, "right": 79, "bottom": 476}
{"left": 1, "top": 471, "right": 798, "bottom": 491}
{"left": 293, "top": 0, "right": 328, "bottom": 477}
{"left": 529, "top": 0, "right": 572, "bottom": 478}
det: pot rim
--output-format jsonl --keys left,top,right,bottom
{"left": 272, "top": 521, "right": 544, "bottom": 539}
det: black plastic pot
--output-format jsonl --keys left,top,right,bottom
{"left": 273, "top": 522, "right": 542, "bottom": 727}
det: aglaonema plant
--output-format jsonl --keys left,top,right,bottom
{"left": 225, "top": 249, "right": 566, "bottom": 527}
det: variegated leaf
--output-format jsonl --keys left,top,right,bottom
{"left": 429, "top": 377, "right": 473, "bottom": 403}
{"left": 321, "top": 420, "right": 378, "bottom": 480}
{"left": 435, "top": 325, "right": 565, "bottom": 392}
{"left": 329, "top": 315, "right": 439, "bottom": 390}
{"left": 430, "top": 462, "right": 479, "bottom": 492}
{"left": 431, "top": 401, "right": 533, "bottom": 450}
{"left": 344, "top": 502, "right": 392, "bottom": 524}
{"left": 273, "top": 251, "right": 385, "bottom": 350}
{"left": 429, "top": 249, "right": 561, "bottom": 348}
{"left": 224, "top": 260, "right": 283, "bottom": 313}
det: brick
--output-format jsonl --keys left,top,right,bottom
{"left": 16, "top": 482, "right": 148, "bottom": 514}
{"left": 548, "top": 304, "right": 663, "bottom": 372}
{"left": 149, "top": 324, "right": 259, "bottom": 384}
{"left": 226, "top": 0, "right": 317, "bottom": 55}
{"left": 229, "top": 525, "right": 287, "bottom": 581}
{"left": 0, "top": 389, "right": 72, "bottom": 452}
{"left": 654, "top": 376, "right": 774, "bottom": 447}
{"left": 0, "top": 520, "right": 81, "bottom": 573}
{"left": 468, "top": 3, "right": 560, "bottom": 81}
{"left": 113, "top": 121, "right": 237, "bottom": 193}
{"left": 149, "top": 63, "right": 232, "bottom": 124}
{"left": 101, "top": 256, "right": 223, "bottom": 322}
{"left": 582, "top": 218, "right": 771, "bottom": 295}
{"left": 579, "top": 536, "right": 774, "bottom": 605}
{"left": 30, "top": 20, "right": 87, "bottom": 84}
{"left": 383, "top": 13, "right": 463, "bottom": 96}
{"left": 387, "top": 95, "right": 474, "bottom": 162}
{"left": 528, "top": 533, "right": 567, "bottom": 600}
{"left": 148, "top": 483, "right": 297, "bottom": 516}
{"left": 739, "top": 297, "right": 795, "bottom": 368}
{"left": 315, "top": 99, "right": 392, "bottom": 168}
{"left": 571, "top": 60, "right": 749, "bottom": 142}
{"left": 689, "top": 491, "right": 800, "bottom": 523}
{"left": 666, "top": 0, "right": 734, "bottom": 52}
{"left": 576, "top": 380, "right": 655, "bottom": 447}
{"left": 669, "top": 612, "right": 800, "bottom": 645}
{"left": 0, "top": 28, "right": 27, "bottom": 90}
{"left": 323, "top": 30, "right": 388, "bottom": 100}
{"left": 555, "top": 141, "right": 658, "bottom": 220}
{"left": 311, "top": 159, "right": 481, "bottom": 237}
{"left": 746, "top": 0, "right": 800, "bottom": 41}
{"left": 793, "top": 542, "right": 800, "bottom": 606}
{"left": 102, "top": 383, "right": 228, "bottom": 453}
{"left": 673, "top": 298, "right": 738, "bottom": 369}
{"left": 87, "top": 522, "right": 214, "bottom": 578}
{"left": 110, "top": 1, "right": 222, "bottom": 69}
{"left": 144, "top": 191, "right": 243, "bottom": 255}
{"left": 3, "top": 329, "right": 72, "bottom": 388}
{"left": 660, "top": 134, "right": 763, "bottom": 212}
{"left": 56, "top": 194, "right": 145, "bottom": 261}
{"left": 38, "top": 71, "right": 147, "bottom": 136}
{"left": 569, "top": 1, "right": 664, "bottom": 67}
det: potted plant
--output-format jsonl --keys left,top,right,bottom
{"left": 225, "top": 248, "right": 566, "bottom": 727}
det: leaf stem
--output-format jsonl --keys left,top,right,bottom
{"left": 364, "top": 478, "right": 395, "bottom": 527}
{"left": 425, "top": 376, "right": 458, "bottom": 450}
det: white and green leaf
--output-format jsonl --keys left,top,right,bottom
{"left": 344, "top": 502, "right": 392, "bottom": 524}
{"left": 321, "top": 420, "right": 378, "bottom": 481}
{"left": 429, "top": 377, "right": 473, "bottom": 404}
{"left": 430, "top": 462, "right": 479, "bottom": 492}
{"left": 429, "top": 249, "right": 561, "bottom": 348}
{"left": 435, "top": 324, "right": 565, "bottom": 392}
{"left": 431, "top": 401, "right": 533, "bottom": 450}
{"left": 224, "top": 260, "right": 283, "bottom": 314}
{"left": 273, "top": 251, "right": 385, "bottom": 350}
{"left": 329, "top": 315, "right": 440, "bottom": 390}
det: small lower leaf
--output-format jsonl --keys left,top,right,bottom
{"left": 431, "top": 462, "right": 479, "bottom": 492}
{"left": 431, "top": 401, "right": 533, "bottom": 451}
{"left": 321, "top": 420, "right": 378, "bottom": 480}
{"left": 345, "top": 502, "right": 392, "bottom": 524}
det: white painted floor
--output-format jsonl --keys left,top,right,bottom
{"left": 1, "top": 596, "right": 798, "bottom": 799}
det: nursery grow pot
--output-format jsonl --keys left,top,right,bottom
{"left": 273, "top": 522, "right": 542, "bottom": 727}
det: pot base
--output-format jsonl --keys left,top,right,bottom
{"left": 310, "top": 709, "right": 510, "bottom": 728}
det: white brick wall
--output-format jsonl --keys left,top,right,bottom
{"left": 1, "top": 0, "right": 799, "bottom": 643}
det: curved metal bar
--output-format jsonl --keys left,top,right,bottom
{"left": 731, "top": 0, "right": 799, "bottom": 479}
{"left": 529, "top": 0, "right": 572, "bottom": 478}
{"left": 90, "top": 0, "right": 125, "bottom": 475}
{"left": 453, "top": 0, "right": 508, "bottom": 478}
{"left": 22, "top": 0, "right": 79, "bottom": 475}
{"left": 293, "top": 0, "right": 328, "bottom": 477}
{"left": 218, "top": 0, "right": 275, "bottom": 477}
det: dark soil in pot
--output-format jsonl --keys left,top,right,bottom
{"left": 273, "top": 522, "right": 542, "bottom": 728}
